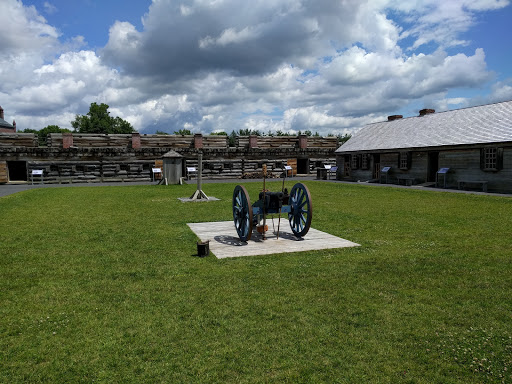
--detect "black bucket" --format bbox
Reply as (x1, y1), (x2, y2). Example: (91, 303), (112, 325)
(197, 240), (210, 257)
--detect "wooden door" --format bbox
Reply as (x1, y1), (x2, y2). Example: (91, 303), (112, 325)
(0, 161), (7, 183)
(372, 154), (381, 180)
(287, 159), (297, 176)
(427, 152), (439, 182)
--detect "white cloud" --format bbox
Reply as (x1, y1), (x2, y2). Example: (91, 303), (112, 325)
(1, 0), (511, 136)
(0, 0), (60, 54)
(390, 0), (510, 49)
(43, 1), (57, 14)
(200, 25), (262, 48)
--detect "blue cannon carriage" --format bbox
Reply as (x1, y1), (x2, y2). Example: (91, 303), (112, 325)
(232, 181), (313, 242)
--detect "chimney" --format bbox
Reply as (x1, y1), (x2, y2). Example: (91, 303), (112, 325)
(419, 108), (435, 116)
(0, 106), (4, 120)
(387, 115), (403, 121)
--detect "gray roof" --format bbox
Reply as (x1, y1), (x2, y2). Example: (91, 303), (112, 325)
(336, 100), (512, 153)
(0, 118), (14, 129)
(163, 149), (182, 158)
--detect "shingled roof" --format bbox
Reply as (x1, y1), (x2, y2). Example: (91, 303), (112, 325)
(336, 100), (512, 153)
(0, 105), (15, 131)
(0, 117), (14, 129)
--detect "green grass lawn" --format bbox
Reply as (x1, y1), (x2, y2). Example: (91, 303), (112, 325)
(1, 181), (511, 383)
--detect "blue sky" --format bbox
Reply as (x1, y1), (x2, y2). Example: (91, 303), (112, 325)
(30, 0), (151, 48)
(1, 0), (512, 135)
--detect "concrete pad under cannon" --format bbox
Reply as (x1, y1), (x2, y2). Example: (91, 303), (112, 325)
(187, 220), (359, 259)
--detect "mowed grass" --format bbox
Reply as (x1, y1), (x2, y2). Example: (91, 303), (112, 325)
(1, 181), (511, 383)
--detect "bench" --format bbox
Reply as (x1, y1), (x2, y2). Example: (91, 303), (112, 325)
(458, 180), (488, 192)
(396, 176), (415, 186)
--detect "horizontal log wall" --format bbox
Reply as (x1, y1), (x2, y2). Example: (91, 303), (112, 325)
(25, 160), (155, 184)
(7, 133), (337, 150)
(235, 136), (250, 148)
(256, 137), (298, 149)
(0, 133), (38, 147)
(202, 135), (228, 148)
(1, 132), (338, 184)
(72, 134), (132, 147)
(184, 158), (292, 179)
(139, 135), (194, 148)
(1, 145), (336, 183)
(235, 136), (338, 149)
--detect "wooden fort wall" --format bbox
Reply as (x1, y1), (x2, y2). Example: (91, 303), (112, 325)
(0, 133), (337, 183)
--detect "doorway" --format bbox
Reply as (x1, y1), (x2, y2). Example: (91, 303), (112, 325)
(343, 155), (351, 177)
(372, 154), (381, 180)
(297, 158), (309, 174)
(7, 161), (28, 181)
(427, 152), (439, 182)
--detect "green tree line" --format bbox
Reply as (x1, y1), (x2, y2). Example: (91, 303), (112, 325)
(21, 102), (351, 147)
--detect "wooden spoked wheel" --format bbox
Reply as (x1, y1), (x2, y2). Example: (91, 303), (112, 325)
(288, 183), (313, 238)
(233, 185), (253, 241)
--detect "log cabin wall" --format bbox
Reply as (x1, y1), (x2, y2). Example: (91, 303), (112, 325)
(0, 133), (38, 147)
(0, 133), (337, 184)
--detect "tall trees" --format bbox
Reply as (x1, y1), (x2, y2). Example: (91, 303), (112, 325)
(71, 103), (134, 134)
(22, 125), (71, 146)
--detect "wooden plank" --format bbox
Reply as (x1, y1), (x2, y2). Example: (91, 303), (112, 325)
(0, 133), (38, 147)
(287, 159), (297, 176)
(0, 161), (8, 183)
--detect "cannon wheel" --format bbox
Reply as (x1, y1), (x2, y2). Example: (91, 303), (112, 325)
(288, 183), (313, 238)
(233, 185), (253, 241)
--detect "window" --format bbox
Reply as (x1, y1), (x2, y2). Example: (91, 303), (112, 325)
(481, 147), (503, 171)
(351, 154), (358, 169)
(361, 154), (369, 170)
(484, 147), (497, 169)
(399, 152), (411, 170)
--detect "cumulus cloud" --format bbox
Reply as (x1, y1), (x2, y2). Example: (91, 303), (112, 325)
(391, 0), (510, 49)
(1, 0), (511, 135)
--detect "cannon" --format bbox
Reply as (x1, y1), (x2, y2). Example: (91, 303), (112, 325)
(232, 168), (312, 241)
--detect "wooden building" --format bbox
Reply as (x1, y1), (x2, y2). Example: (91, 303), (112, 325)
(0, 106), (16, 133)
(335, 100), (512, 194)
(0, 133), (337, 184)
